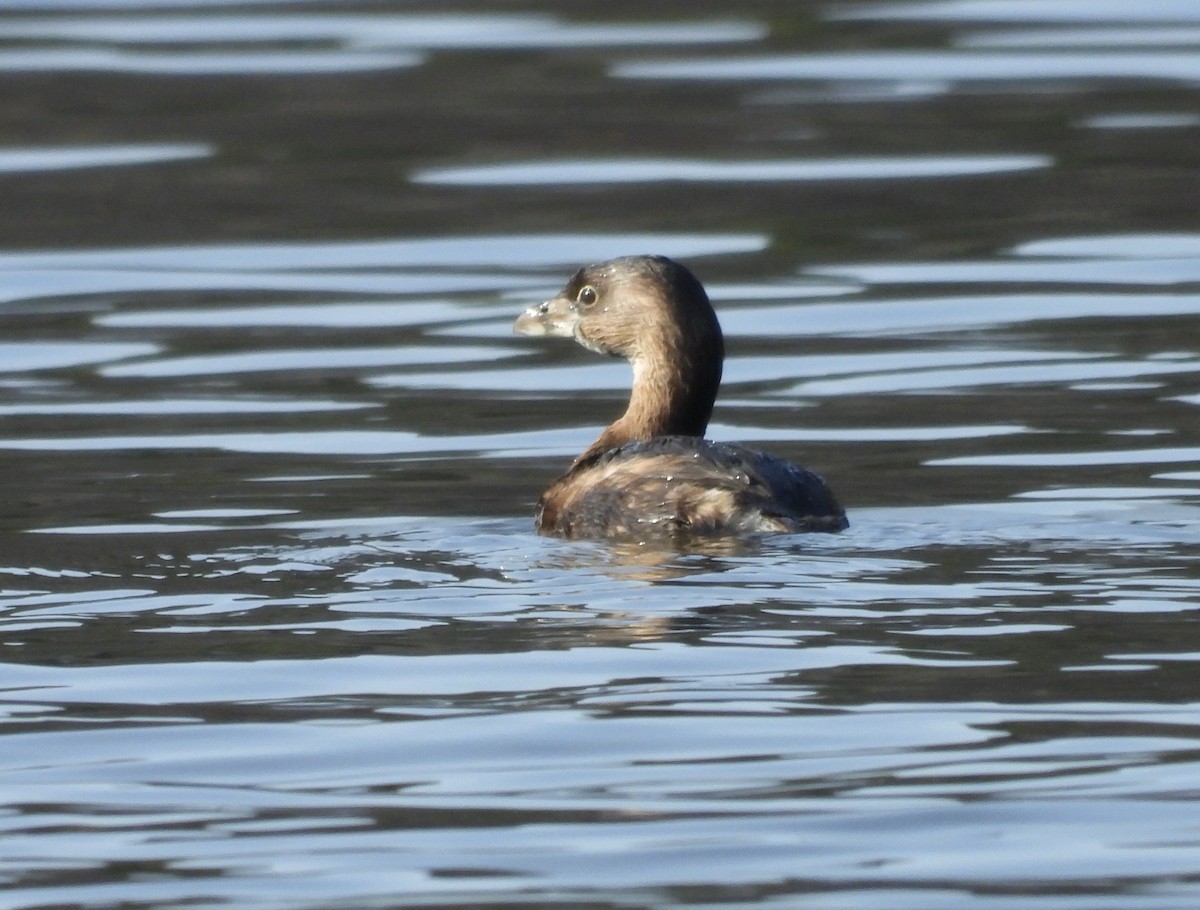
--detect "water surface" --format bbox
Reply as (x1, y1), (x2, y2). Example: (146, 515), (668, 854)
(2, 2), (1200, 909)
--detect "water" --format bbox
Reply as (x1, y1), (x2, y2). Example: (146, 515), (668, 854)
(2, 2), (1200, 908)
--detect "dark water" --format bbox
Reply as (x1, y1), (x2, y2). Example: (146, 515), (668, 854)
(3, 2), (1200, 908)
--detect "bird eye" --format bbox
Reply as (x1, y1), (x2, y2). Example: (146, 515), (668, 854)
(576, 285), (598, 307)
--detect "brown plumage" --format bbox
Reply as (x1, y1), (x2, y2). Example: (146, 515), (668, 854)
(514, 255), (847, 539)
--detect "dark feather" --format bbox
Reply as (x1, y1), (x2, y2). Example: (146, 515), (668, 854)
(538, 436), (847, 539)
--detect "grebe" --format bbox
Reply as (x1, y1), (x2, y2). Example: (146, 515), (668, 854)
(514, 255), (846, 539)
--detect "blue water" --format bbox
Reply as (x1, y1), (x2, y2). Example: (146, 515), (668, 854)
(2, 2), (1200, 908)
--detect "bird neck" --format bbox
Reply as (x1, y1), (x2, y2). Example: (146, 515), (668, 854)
(574, 332), (723, 466)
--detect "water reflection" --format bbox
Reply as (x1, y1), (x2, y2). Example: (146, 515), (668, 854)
(101, 345), (510, 378)
(0, 232), (766, 270)
(616, 49), (1200, 87)
(0, 341), (158, 371)
(789, 355), (1200, 395)
(1081, 112), (1200, 129)
(962, 26), (1200, 48)
(933, 445), (1200, 467)
(414, 154), (1051, 186)
(0, 11), (762, 76)
(4, 0), (1200, 908)
(0, 13), (764, 49)
(1016, 232), (1200, 256)
(0, 46), (422, 76)
(0, 143), (210, 172)
(832, 1), (1200, 24)
(97, 300), (511, 329)
(0, 398), (375, 416)
(729, 293), (1200, 334)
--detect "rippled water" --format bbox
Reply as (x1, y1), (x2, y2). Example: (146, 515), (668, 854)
(3, 2), (1200, 909)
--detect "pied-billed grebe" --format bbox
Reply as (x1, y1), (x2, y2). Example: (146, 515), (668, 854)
(515, 255), (847, 539)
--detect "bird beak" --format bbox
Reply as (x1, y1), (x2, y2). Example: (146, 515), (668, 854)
(513, 294), (578, 338)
